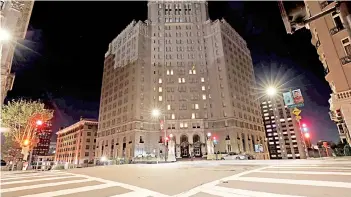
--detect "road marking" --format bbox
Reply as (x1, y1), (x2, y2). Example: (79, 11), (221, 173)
(234, 177), (351, 188)
(18, 183), (117, 197)
(109, 191), (157, 197)
(1, 173), (69, 181)
(257, 170), (351, 176)
(58, 172), (170, 197)
(1, 179), (92, 193)
(203, 186), (306, 197)
(173, 166), (270, 197)
(1, 172), (69, 179)
(268, 166), (351, 170)
(0, 175), (77, 185)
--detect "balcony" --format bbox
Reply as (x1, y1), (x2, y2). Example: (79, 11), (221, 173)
(340, 55), (351, 65)
(330, 25), (345, 35)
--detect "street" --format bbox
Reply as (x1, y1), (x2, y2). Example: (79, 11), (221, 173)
(2, 159), (351, 197)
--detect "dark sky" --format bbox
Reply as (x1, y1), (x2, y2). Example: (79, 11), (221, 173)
(7, 1), (339, 143)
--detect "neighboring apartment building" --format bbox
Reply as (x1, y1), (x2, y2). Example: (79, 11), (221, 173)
(0, 0), (34, 103)
(32, 121), (52, 156)
(305, 1), (351, 144)
(96, 1), (268, 161)
(55, 118), (98, 165)
(48, 141), (56, 155)
(260, 97), (307, 159)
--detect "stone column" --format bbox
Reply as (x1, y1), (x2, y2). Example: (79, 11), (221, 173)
(206, 139), (214, 160)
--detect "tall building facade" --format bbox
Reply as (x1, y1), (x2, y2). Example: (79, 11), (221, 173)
(260, 97), (307, 159)
(305, 1), (351, 144)
(32, 121), (52, 156)
(0, 0), (34, 103)
(96, 1), (268, 161)
(55, 119), (98, 165)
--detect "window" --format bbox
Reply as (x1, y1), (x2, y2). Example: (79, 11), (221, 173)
(202, 94), (206, 100)
(170, 69), (174, 75)
(342, 37), (351, 55)
(191, 113), (195, 119)
(202, 86), (205, 91)
(171, 114), (175, 119)
(182, 78), (185, 83)
(178, 78), (182, 83)
(86, 145), (90, 149)
(195, 104), (199, 109)
(159, 87), (163, 92)
(159, 78), (162, 83)
(201, 77), (205, 82)
(87, 132), (91, 136)
(167, 104), (171, 110)
(332, 12), (343, 29)
(159, 96), (163, 101)
(167, 70), (170, 75)
(85, 152), (89, 156)
(86, 139), (90, 143)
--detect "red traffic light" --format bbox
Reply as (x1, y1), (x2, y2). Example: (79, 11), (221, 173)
(304, 133), (310, 138)
(36, 120), (43, 126)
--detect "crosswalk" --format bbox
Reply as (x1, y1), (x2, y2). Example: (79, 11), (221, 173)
(0, 171), (169, 197)
(175, 163), (351, 197)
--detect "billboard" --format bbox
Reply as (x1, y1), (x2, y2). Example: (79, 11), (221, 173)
(254, 144), (264, 153)
(283, 89), (304, 108)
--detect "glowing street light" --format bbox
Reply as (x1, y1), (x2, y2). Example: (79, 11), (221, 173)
(0, 29), (11, 42)
(304, 133), (310, 138)
(151, 109), (161, 117)
(100, 156), (107, 162)
(266, 86), (277, 97)
(207, 132), (212, 137)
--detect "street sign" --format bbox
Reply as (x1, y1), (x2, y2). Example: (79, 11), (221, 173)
(295, 115), (301, 121)
(292, 107), (301, 116)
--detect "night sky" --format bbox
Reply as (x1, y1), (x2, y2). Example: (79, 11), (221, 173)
(7, 1), (339, 143)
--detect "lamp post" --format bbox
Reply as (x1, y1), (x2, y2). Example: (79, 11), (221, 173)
(152, 109), (167, 162)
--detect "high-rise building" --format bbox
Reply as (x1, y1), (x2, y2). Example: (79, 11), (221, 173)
(305, 1), (351, 144)
(260, 97), (307, 159)
(32, 121), (52, 157)
(0, 0), (34, 103)
(96, 1), (269, 161)
(55, 118), (98, 165)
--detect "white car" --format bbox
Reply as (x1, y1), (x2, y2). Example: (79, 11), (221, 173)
(222, 153), (249, 160)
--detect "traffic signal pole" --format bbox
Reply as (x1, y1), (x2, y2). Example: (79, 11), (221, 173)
(278, 1), (351, 38)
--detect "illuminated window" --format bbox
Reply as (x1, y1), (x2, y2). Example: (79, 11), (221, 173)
(202, 86), (205, 91)
(159, 78), (162, 83)
(195, 104), (199, 109)
(158, 96), (163, 101)
(201, 77), (205, 82)
(178, 78), (181, 83)
(167, 70), (170, 75)
(191, 113), (195, 119)
(170, 69), (174, 75)
(202, 94), (206, 100)
(159, 87), (163, 92)
(182, 78), (185, 83)
(171, 114), (175, 119)
(167, 105), (171, 110)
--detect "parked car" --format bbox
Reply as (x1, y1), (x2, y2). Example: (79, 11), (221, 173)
(1, 159), (6, 166)
(222, 153), (254, 160)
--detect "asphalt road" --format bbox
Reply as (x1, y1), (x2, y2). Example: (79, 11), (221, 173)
(1, 158), (351, 197)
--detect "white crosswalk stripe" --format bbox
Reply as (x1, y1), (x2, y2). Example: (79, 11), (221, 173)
(175, 163), (351, 197)
(1, 171), (169, 197)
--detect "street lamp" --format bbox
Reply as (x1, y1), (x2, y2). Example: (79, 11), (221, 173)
(151, 108), (167, 162)
(0, 29), (11, 42)
(266, 86), (277, 97)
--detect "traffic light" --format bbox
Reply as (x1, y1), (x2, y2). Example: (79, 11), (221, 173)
(23, 139), (30, 146)
(278, 1), (309, 34)
(36, 120), (43, 126)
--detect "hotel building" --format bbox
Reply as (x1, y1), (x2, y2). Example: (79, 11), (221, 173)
(96, 1), (269, 161)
